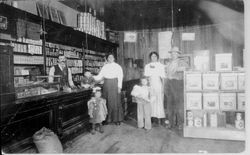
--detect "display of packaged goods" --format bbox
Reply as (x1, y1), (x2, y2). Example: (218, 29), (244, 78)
(238, 73), (245, 90)
(217, 112), (226, 127)
(202, 73), (219, 90)
(187, 119), (194, 127)
(203, 93), (219, 110)
(187, 111), (194, 120)
(235, 113), (244, 129)
(220, 93), (236, 110)
(220, 73), (237, 90)
(186, 73), (202, 90)
(203, 113), (207, 127)
(215, 53), (232, 71)
(237, 93), (245, 110)
(186, 93), (202, 110)
(14, 55), (44, 64)
(209, 113), (218, 127)
(194, 117), (202, 127)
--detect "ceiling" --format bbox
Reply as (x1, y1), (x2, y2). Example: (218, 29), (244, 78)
(60, 0), (244, 31)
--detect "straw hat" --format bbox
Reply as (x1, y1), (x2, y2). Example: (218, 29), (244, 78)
(169, 46), (182, 54)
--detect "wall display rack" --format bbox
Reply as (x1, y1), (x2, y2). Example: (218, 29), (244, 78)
(184, 71), (245, 141)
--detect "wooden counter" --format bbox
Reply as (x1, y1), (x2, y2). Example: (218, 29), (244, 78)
(1, 88), (92, 153)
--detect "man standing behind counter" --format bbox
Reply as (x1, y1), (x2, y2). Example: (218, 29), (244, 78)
(48, 55), (76, 90)
(165, 46), (188, 130)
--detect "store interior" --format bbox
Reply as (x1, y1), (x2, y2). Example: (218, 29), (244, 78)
(0, 0), (249, 153)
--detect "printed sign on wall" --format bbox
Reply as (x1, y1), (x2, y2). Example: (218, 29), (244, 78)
(124, 32), (137, 42)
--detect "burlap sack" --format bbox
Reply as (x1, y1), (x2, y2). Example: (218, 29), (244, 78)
(33, 127), (63, 153)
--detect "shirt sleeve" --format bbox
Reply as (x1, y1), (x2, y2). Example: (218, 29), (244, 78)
(160, 64), (166, 78)
(93, 65), (105, 81)
(48, 66), (55, 83)
(68, 68), (75, 87)
(117, 64), (123, 89)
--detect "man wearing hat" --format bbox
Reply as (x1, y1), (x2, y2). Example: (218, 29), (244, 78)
(164, 46), (188, 130)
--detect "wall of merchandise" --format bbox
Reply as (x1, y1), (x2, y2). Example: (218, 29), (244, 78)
(184, 71), (245, 140)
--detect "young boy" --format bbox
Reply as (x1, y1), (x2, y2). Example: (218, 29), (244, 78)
(131, 77), (152, 131)
(81, 70), (95, 88)
(87, 87), (107, 134)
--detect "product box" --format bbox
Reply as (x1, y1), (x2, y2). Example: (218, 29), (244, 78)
(186, 93), (202, 110)
(203, 73), (219, 90)
(220, 93), (236, 110)
(220, 73), (237, 90)
(237, 93), (245, 111)
(238, 73), (245, 90)
(217, 112), (226, 127)
(209, 113), (218, 127)
(186, 73), (202, 90)
(203, 93), (219, 110)
(215, 53), (232, 71)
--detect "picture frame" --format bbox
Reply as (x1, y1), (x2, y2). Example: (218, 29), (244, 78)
(49, 6), (60, 23)
(203, 73), (219, 90)
(36, 2), (49, 19)
(238, 73), (245, 90)
(219, 93), (236, 110)
(215, 53), (232, 71)
(237, 93), (245, 111)
(220, 73), (237, 90)
(186, 93), (202, 110)
(186, 73), (202, 90)
(203, 93), (219, 110)
(178, 54), (193, 70)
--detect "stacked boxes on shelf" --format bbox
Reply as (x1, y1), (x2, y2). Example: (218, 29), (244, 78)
(76, 8), (106, 40)
(84, 49), (106, 74)
(185, 71), (245, 130)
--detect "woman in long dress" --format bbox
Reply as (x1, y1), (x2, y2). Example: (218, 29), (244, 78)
(93, 53), (124, 125)
(144, 51), (165, 125)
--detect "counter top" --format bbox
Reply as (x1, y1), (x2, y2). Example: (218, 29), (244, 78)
(14, 88), (92, 104)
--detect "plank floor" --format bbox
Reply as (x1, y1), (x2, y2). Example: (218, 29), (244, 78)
(64, 120), (245, 153)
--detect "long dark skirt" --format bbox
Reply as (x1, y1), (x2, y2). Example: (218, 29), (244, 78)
(103, 78), (123, 122)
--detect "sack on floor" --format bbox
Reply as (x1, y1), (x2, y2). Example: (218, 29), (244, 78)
(33, 127), (63, 153)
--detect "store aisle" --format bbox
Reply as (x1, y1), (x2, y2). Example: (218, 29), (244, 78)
(64, 120), (245, 153)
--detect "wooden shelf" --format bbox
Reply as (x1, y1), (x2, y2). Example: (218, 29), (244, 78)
(14, 52), (43, 56)
(184, 126), (245, 141)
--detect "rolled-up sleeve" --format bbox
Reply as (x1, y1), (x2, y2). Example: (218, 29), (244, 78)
(48, 66), (55, 83)
(93, 65), (105, 81)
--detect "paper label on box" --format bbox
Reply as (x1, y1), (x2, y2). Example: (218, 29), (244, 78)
(203, 93), (219, 110)
(237, 93), (245, 110)
(220, 93), (236, 110)
(186, 93), (202, 110)
(203, 73), (219, 90)
(221, 73), (237, 90)
(186, 73), (202, 90)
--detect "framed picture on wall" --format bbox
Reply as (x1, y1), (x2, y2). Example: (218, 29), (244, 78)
(215, 53), (232, 71)
(178, 54), (193, 69)
(49, 7), (60, 23)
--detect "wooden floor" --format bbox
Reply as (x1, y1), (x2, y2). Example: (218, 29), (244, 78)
(64, 120), (245, 153)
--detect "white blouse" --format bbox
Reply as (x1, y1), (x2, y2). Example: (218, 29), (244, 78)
(94, 62), (123, 89)
(144, 62), (165, 78)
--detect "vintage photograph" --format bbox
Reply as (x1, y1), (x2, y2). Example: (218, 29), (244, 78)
(0, 0), (248, 154)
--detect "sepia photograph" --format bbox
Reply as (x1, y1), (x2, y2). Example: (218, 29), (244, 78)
(0, 0), (249, 154)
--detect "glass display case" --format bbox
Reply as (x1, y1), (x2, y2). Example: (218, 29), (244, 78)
(15, 75), (61, 99)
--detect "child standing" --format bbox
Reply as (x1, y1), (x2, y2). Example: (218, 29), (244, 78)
(131, 77), (152, 130)
(87, 87), (107, 134)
